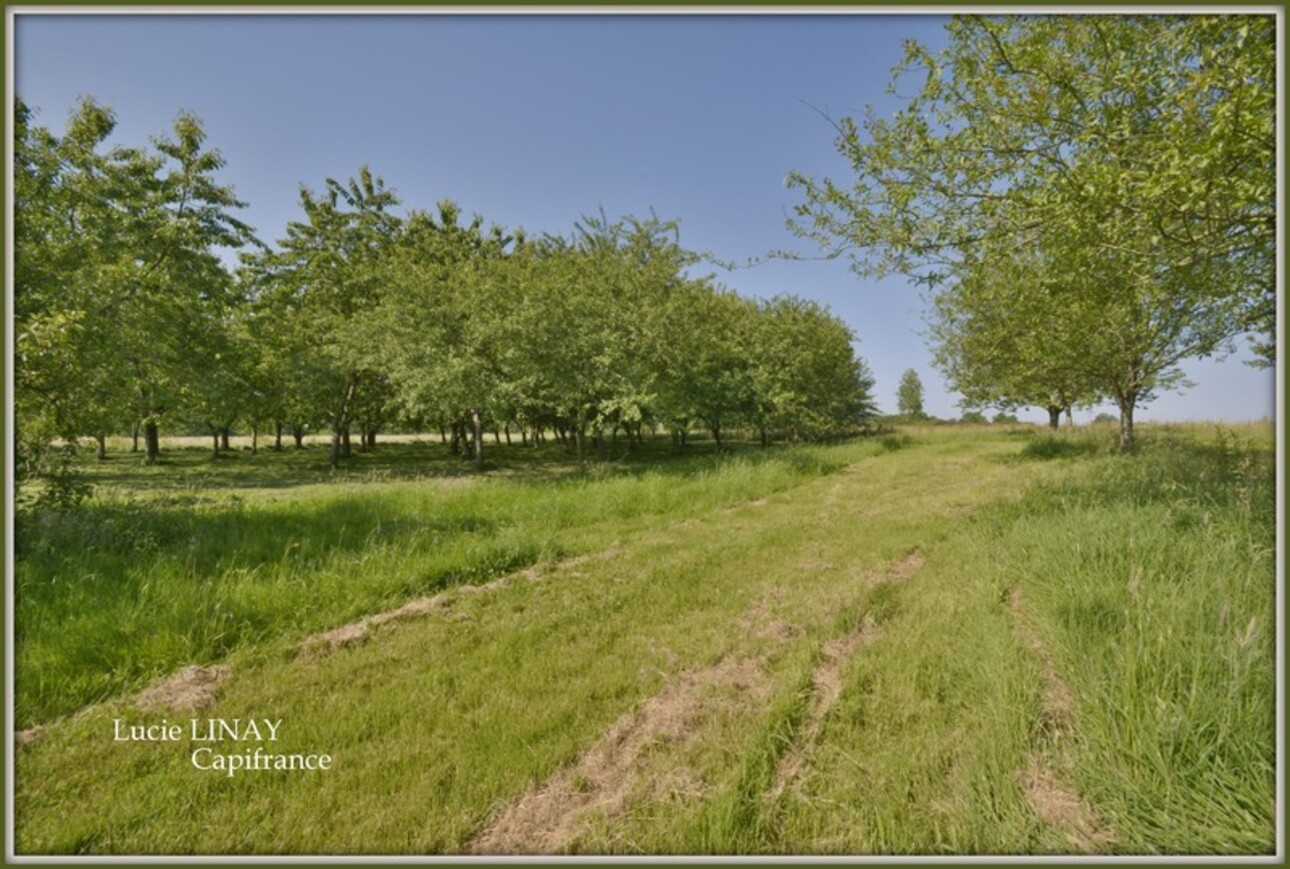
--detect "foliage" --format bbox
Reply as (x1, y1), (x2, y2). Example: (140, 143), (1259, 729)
(14, 97), (258, 482)
(789, 15), (1275, 450)
(243, 166), (402, 467)
(896, 368), (925, 418)
(16, 93), (878, 481)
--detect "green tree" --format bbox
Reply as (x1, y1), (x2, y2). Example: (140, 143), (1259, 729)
(789, 15), (1275, 450)
(248, 167), (400, 468)
(654, 283), (756, 451)
(519, 213), (691, 463)
(748, 295), (877, 443)
(897, 369), (925, 419)
(14, 98), (256, 472)
(929, 243), (1103, 429)
(377, 202), (514, 470)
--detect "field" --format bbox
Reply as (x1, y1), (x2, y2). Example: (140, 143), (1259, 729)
(12, 423), (1278, 855)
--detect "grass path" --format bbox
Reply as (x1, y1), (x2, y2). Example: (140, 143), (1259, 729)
(14, 428), (1274, 855)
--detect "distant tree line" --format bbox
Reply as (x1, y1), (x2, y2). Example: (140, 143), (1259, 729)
(14, 97), (878, 490)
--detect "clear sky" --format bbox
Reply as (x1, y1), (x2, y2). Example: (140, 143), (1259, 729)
(13, 11), (1277, 424)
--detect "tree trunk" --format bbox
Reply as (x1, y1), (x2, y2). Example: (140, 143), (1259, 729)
(211, 428), (220, 457)
(329, 378), (358, 469)
(144, 420), (161, 464)
(504, 424), (512, 446)
(293, 428), (305, 449)
(574, 426), (586, 465)
(251, 424), (259, 454)
(367, 427), (376, 450)
(96, 432), (107, 461)
(131, 420), (140, 453)
(711, 423), (722, 450)
(470, 408), (484, 471)
(760, 426), (768, 448)
(341, 428), (352, 458)
(439, 425), (447, 445)
(274, 422), (283, 451)
(220, 428), (231, 451)
(1116, 396), (1136, 453)
(1046, 405), (1061, 429)
(1064, 405), (1074, 428)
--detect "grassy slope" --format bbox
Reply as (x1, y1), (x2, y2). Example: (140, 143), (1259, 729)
(13, 425), (1277, 855)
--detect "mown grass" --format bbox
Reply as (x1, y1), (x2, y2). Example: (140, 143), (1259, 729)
(16, 435), (855, 728)
(17, 428), (1029, 855)
(13, 423), (1277, 856)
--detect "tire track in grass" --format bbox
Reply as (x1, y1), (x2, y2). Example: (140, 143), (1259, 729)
(1007, 587), (1114, 853)
(294, 547), (622, 656)
(463, 545), (924, 856)
(467, 654), (773, 855)
(764, 551), (925, 804)
(17, 664), (232, 747)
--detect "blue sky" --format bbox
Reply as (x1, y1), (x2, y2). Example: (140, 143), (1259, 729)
(13, 12), (1277, 423)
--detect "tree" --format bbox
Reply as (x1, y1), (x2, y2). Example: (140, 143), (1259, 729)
(897, 369), (925, 419)
(515, 213), (691, 463)
(789, 15), (1275, 450)
(377, 201), (515, 471)
(14, 98), (256, 471)
(929, 243), (1103, 429)
(15, 99), (147, 470)
(746, 295), (877, 443)
(654, 283), (757, 451)
(248, 167), (400, 468)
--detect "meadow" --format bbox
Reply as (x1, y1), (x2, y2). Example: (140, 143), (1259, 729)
(12, 423), (1277, 855)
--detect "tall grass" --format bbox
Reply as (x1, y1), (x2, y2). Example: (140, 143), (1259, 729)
(15, 439), (863, 728)
(989, 424), (1276, 853)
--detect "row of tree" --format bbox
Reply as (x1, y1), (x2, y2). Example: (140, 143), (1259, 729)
(789, 14), (1275, 450)
(15, 98), (878, 483)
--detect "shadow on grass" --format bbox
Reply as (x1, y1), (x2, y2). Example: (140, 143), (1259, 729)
(13, 490), (533, 726)
(1017, 436), (1102, 461)
(1001, 426), (1275, 521)
(69, 435), (854, 497)
(15, 433), (863, 726)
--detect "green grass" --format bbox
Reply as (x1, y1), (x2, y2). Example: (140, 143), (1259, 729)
(16, 436), (855, 727)
(13, 423), (1277, 855)
(986, 424), (1276, 853)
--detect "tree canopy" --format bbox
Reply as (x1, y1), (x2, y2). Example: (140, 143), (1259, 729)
(15, 97), (880, 495)
(788, 14), (1275, 449)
